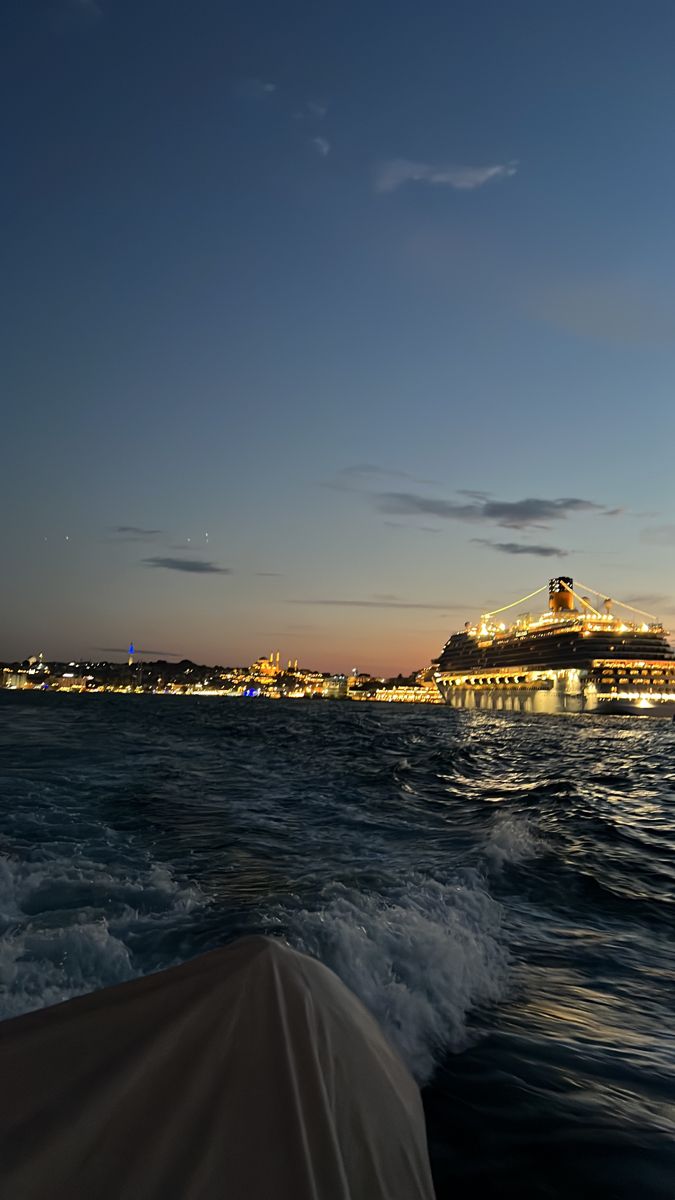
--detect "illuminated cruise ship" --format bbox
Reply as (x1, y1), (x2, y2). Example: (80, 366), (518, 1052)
(434, 577), (675, 715)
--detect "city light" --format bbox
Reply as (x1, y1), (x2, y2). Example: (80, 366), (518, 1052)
(1, 653), (442, 704)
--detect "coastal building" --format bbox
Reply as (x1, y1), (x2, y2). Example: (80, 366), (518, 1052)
(323, 674), (348, 699)
(3, 669), (31, 689)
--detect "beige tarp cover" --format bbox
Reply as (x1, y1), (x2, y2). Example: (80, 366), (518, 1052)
(0, 935), (436, 1199)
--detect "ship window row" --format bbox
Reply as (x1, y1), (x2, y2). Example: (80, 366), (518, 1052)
(600, 668), (672, 675)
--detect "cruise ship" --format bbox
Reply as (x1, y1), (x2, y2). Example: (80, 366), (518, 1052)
(434, 577), (675, 715)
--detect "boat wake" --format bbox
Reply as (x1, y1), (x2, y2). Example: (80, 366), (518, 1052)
(0, 853), (205, 1020)
(483, 813), (540, 873)
(278, 872), (508, 1083)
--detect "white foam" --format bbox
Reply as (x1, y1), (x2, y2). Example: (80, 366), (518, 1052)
(0, 920), (134, 1019)
(0, 853), (205, 1021)
(483, 814), (540, 873)
(282, 873), (508, 1083)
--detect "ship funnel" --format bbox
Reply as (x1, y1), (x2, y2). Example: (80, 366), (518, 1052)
(549, 576), (575, 612)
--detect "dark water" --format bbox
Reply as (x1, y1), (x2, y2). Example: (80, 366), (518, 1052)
(1, 693), (675, 1199)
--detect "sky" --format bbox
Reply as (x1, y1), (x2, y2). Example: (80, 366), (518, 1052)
(2, 0), (675, 674)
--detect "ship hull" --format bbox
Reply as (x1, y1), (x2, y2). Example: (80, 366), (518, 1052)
(435, 674), (675, 717)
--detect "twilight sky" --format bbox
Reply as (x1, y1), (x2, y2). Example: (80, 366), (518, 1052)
(2, 0), (675, 674)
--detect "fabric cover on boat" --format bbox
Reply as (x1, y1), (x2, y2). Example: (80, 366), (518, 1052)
(0, 935), (436, 1199)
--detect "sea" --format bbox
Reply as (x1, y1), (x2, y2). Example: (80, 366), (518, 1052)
(1, 692), (674, 1199)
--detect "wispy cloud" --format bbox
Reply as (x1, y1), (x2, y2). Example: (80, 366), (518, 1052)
(96, 647), (183, 658)
(374, 492), (605, 530)
(234, 78), (277, 100)
(383, 520), (441, 534)
(472, 539), (568, 558)
(142, 557), (231, 575)
(109, 525), (161, 542)
(530, 278), (675, 345)
(290, 598), (456, 610)
(375, 159), (517, 194)
(341, 463), (436, 484)
(623, 593), (672, 613)
(641, 525), (675, 546)
(311, 136), (330, 157)
(324, 464), (438, 494)
(295, 100), (327, 120)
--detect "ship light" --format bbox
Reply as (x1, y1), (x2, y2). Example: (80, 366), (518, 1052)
(638, 697), (653, 709)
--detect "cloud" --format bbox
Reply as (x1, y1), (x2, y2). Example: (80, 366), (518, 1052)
(530, 278), (675, 345)
(624, 594), (670, 607)
(289, 598), (457, 610)
(641, 525), (675, 546)
(375, 159), (517, 194)
(472, 539), (568, 558)
(621, 594), (675, 617)
(341, 464), (435, 483)
(142, 557), (231, 574)
(96, 647), (183, 658)
(325, 464), (438, 493)
(295, 100), (327, 120)
(110, 525), (161, 541)
(383, 520), (440, 534)
(234, 78), (277, 100)
(374, 492), (605, 529)
(311, 136), (330, 157)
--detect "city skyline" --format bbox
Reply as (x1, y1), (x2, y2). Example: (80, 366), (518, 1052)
(3, 1), (675, 673)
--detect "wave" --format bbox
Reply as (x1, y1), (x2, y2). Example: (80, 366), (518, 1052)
(482, 814), (540, 873)
(276, 872), (508, 1083)
(0, 853), (205, 1021)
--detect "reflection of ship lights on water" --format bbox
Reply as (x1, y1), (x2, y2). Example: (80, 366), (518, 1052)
(434, 577), (675, 717)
